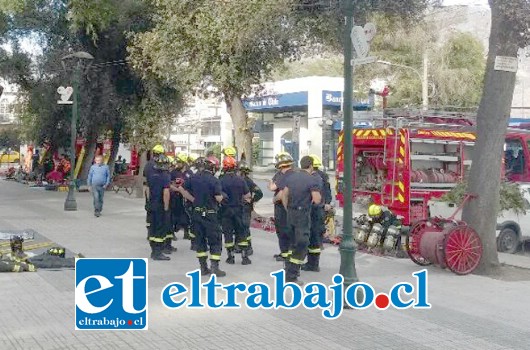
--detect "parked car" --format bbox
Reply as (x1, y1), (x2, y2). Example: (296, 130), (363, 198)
(428, 184), (530, 254)
(0, 150), (20, 164)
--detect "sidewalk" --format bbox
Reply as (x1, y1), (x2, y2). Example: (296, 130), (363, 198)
(1, 179), (530, 349)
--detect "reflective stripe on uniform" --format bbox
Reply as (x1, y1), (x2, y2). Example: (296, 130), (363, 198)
(189, 231), (196, 238)
(237, 241), (249, 247)
(165, 233), (174, 240)
(289, 257), (305, 265)
(308, 248), (321, 254)
(149, 237), (165, 243)
(225, 242), (235, 248)
(210, 254), (221, 261)
(196, 252), (208, 258)
(281, 252), (290, 258)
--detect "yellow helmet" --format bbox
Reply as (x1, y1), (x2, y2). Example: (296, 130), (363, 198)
(368, 204), (382, 218)
(152, 144), (164, 154)
(167, 155), (175, 164)
(176, 152), (188, 163)
(223, 147), (236, 157)
(309, 154), (322, 168)
(187, 154), (197, 163)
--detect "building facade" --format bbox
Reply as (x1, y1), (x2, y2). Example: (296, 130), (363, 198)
(245, 76), (372, 169)
(0, 80), (20, 126)
(169, 96), (233, 156)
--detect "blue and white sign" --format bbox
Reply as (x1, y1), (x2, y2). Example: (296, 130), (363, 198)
(322, 91), (372, 110)
(75, 259), (148, 330)
(244, 91), (308, 111)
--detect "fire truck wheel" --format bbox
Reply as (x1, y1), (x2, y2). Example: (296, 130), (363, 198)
(497, 228), (519, 254)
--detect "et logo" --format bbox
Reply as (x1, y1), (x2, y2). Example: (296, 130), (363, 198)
(75, 259), (148, 330)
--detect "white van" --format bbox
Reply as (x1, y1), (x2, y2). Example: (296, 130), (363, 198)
(428, 184), (530, 254)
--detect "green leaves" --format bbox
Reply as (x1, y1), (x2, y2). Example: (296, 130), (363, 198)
(441, 181), (527, 217)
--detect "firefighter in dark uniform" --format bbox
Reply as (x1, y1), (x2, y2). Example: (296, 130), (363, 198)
(220, 157), (252, 265)
(146, 153), (172, 261)
(280, 156), (322, 284)
(268, 152), (295, 262)
(368, 204), (403, 247)
(237, 161), (263, 256)
(175, 156), (226, 276)
(303, 154), (332, 272)
(170, 153), (193, 240)
(143, 145), (165, 240)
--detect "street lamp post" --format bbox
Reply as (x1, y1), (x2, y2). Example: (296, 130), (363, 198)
(377, 57), (429, 110)
(339, 0), (360, 300)
(61, 52), (94, 211)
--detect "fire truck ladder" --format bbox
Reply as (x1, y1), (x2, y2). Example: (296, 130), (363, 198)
(381, 117), (405, 206)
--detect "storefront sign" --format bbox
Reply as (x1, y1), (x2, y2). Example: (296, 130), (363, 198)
(244, 91), (308, 111)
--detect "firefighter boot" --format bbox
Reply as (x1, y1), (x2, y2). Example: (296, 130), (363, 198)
(285, 261), (303, 286)
(210, 260), (226, 277)
(151, 242), (170, 261)
(199, 257), (211, 275)
(241, 248), (252, 265)
(163, 239), (177, 254)
(247, 241), (254, 256)
(183, 228), (191, 240)
(301, 253), (320, 272)
(226, 248), (235, 264)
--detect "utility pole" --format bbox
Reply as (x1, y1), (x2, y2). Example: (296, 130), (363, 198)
(339, 0), (360, 298)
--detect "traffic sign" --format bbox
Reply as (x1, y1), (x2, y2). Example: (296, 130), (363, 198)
(351, 26), (370, 58)
(352, 56), (377, 66)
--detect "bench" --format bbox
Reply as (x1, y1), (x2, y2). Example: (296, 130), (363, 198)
(111, 175), (137, 195)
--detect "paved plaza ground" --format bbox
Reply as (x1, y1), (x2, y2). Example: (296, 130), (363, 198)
(1, 178), (530, 349)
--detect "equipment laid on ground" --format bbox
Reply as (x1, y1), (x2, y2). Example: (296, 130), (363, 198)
(406, 194), (482, 275)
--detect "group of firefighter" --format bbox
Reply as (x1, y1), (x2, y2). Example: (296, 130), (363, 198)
(143, 144), (400, 284)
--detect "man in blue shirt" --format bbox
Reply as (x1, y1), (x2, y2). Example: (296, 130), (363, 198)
(87, 155), (111, 217)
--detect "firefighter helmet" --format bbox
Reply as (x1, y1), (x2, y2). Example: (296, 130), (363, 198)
(275, 152), (294, 169)
(153, 153), (170, 171)
(176, 152), (188, 164)
(368, 204), (382, 218)
(188, 154), (197, 164)
(47, 247), (66, 258)
(167, 155), (175, 165)
(205, 156), (220, 173)
(223, 147), (236, 157)
(309, 154), (322, 168)
(222, 156), (237, 171)
(152, 144), (164, 154)
(238, 161), (251, 174)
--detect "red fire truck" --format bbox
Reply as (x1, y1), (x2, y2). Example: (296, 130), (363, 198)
(335, 111), (530, 226)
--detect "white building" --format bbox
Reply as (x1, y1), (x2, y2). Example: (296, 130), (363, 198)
(169, 96), (233, 156)
(0, 79), (20, 125)
(245, 76), (373, 169)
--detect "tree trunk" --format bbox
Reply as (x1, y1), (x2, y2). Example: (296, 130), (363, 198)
(78, 130), (98, 182)
(225, 93), (253, 166)
(135, 150), (147, 199)
(461, 0), (519, 275)
(107, 124), (122, 179)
